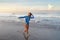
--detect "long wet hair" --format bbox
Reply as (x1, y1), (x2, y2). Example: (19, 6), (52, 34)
(28, 12), (32, 16)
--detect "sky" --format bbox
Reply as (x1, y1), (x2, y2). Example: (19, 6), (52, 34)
(0, 0), (60, 13)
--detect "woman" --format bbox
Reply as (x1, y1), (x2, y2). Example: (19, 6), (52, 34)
(19, 12), (34, 34)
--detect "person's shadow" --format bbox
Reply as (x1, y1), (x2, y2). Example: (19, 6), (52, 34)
(23, 33), (30, 40)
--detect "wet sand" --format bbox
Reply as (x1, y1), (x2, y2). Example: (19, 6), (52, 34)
(0, 21), (60, 40)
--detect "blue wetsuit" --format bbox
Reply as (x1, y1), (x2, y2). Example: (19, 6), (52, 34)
(19, 15), (34, 25)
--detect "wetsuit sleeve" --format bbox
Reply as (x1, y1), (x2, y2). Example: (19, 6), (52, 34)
(30, 15), (34, 19)
(18, 16), (25, 19)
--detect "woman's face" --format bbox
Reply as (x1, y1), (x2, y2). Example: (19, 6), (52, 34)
(28, 13), (32, 16)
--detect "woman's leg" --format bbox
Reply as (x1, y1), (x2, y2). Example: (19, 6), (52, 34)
(24, 24), (29, 34)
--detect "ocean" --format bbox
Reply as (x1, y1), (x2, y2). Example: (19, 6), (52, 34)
(0, 10), (60, 40)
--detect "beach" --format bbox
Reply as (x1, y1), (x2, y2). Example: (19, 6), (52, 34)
(0, 20), (60, 40)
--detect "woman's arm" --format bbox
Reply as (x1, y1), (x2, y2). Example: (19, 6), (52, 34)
(30, 15), (34, 19)
(18, 16), (25, 19)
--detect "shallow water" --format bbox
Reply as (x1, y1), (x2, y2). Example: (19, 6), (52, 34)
(0, 21), (60, 40)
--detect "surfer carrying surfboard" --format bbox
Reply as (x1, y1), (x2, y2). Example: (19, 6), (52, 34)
(18, 12), (34, 34)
